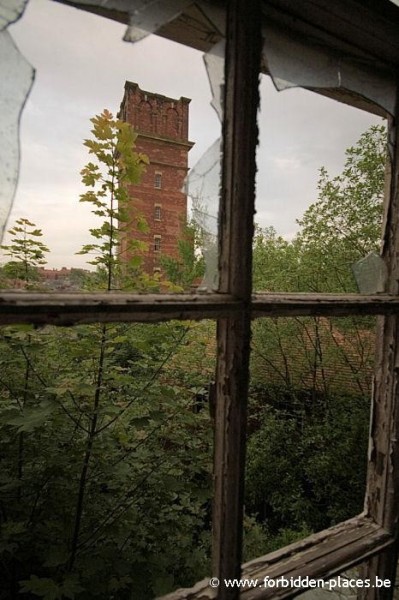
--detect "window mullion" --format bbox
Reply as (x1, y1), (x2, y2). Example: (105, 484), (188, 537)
(212, 0), (261, 597)
(363, 94), (399, 597)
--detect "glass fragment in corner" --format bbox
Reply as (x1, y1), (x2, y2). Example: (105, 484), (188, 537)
(352, 252), (387, 294)
(1, 0), (223, 295)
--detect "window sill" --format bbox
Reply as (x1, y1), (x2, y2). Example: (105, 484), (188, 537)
(159, 515), (392, 599)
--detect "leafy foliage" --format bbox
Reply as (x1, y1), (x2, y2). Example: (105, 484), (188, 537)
(253, 226), (300, 292)
(1, 218), (49, 283)
(0, 112), (214, 599)
(248, 125), (386, 538)
(246, 390), (369, 534)
(0, 322), (213, 599)
(296, 125), (386, 293)
(76, 109), (150, 290)
(0, 121), (388, 598)
(253, 126), (386, 295)
(161, 220), (205, 290)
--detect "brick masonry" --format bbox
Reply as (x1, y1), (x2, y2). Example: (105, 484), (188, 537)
(118, 81), (194, 274)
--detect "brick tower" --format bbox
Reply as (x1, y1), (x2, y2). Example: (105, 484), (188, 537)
(118, 81), (194, 275)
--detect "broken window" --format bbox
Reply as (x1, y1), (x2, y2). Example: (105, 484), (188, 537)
(2, 1), (399, 599)
(255, 77), (385, 296)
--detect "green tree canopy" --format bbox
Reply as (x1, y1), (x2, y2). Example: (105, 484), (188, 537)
(296, 124), (386, 292)
(248, 125), (386, 539)
(1, 217), (49, 282)
(77, 109), (150, 290)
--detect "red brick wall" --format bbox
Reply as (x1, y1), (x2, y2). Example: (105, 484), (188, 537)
(118, 82), (193, 274)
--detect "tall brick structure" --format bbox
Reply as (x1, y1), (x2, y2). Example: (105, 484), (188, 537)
(118, 81), (194, 274)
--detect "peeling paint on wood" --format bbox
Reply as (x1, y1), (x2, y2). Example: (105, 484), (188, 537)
(362, 103), (399, 597)
(1, 293), (399, 326)
(211, 0), (261, 598)
(158, 517), (392, 600)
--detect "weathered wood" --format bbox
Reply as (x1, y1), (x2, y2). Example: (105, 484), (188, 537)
(362, 101), (399, 596)
(57, 1), (399, 76)
(252, 294), (399, 318)
(55, 1), (399, 124)
(1, 292), (399, 326)
(212, 0), (261, 598)
(262, 0), (399, 69)
(7, 3), (399, 600)
(158, 516), (393, 600)
(0, 292), (241, 325)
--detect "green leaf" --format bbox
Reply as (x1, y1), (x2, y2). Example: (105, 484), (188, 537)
(19, 575), (61, 600)
(7, 402), (55, 433)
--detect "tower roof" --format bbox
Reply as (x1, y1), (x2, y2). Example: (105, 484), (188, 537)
(119, 81), (193, 144)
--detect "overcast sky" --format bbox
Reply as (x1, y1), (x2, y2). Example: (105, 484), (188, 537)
(3, 0), (383, 269)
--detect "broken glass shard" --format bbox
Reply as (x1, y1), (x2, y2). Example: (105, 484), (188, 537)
(204, 39), (225, 123)
(125, 0), (190, 43)
(352, 252), (387, 294)
(0, 0), (27, 31)
(262, 23), (395, 116)
(0, 28), (34, 241)
(187, 139), (221, 291)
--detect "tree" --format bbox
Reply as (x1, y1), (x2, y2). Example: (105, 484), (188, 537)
(252, 225), (300, 292)
(0, 120), (387, 598)
(0, 320), (213, 599)
(248, 125), (386, 539)
(76, 109), (149, 291)
(245, 393), (369, 534)
(0, 112), (214, 600)
(1, 217), (49, 283)
(252, 126), (386, 296)
(251, 125), (385, 393)
(296, 124), (386, 293)
(161, 220), (205, 290)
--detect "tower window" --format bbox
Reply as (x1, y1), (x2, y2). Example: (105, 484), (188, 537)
(154, 236), (161, 252)
(154, 204), (161, 220)
(154, 172), (162, 189)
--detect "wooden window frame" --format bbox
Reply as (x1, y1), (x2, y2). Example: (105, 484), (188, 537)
(3, 1), (399, 598)
(154, 234), (161, 252)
